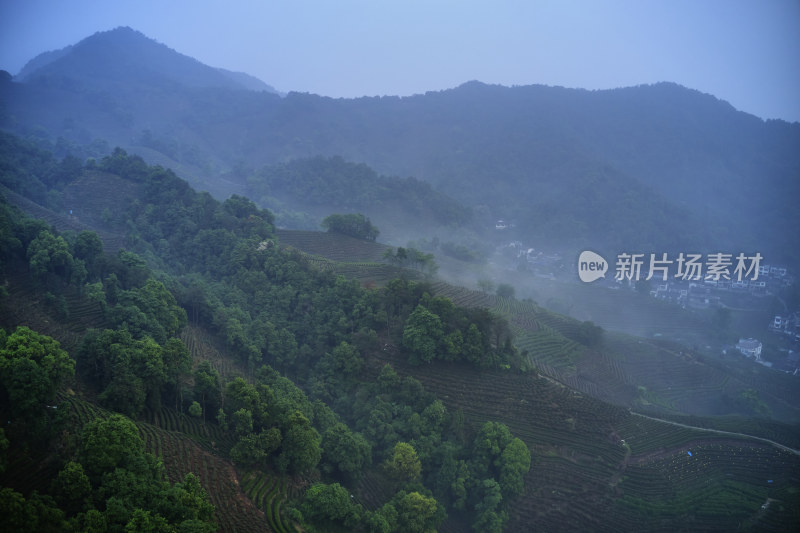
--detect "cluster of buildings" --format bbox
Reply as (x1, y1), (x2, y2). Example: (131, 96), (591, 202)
(651, 264), (800, 375)
(648, 263), (792, 309)
(702, 263), (790, 291)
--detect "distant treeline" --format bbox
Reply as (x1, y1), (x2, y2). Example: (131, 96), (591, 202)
(247, 155), (473, 227)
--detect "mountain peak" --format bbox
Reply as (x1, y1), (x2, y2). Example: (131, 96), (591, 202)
(16, 26), (280, 94)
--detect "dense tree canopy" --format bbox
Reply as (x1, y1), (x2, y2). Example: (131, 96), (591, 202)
(321, 422), (372, 482)
(0, 143), (535, 533)
(403, 305), (444, 364)
(248, 155), (473, 228)
(321, 212), (380, 241)
(277, 410), (321, 474)
(0, 326), (74, 442)
(300, 482), (362, 529)
(77, 414), (217, 531)
(78, 329), (168, 417)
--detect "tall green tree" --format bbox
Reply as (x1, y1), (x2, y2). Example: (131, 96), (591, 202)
(402, 305), (444, 364)
(78, 414), (216, 531)
(392, 490), (444, 533)
(26, 230), (73, 285)
(471, 421), (513, 478)
(321, 422), (372, 482)
(161, 338), (191, 411)
(472, 478), (508, 533)
(111, 278), (187, 344)
(193, 361), (220, 421)
(52, 461), (92, 516)
(495, 283), (515, 299)
(72, 230), (104, 278)
(301, 482), (362, 529)
(321, 213), (379, 241)
(0, 487), (66, 532)
(230, 428), (281, 467)
(225, 377), (271, 428)
(498, 437), (531, 499)
(277, 410), (321, 474)
(0, 326), (74, 441)
(80, 414), (148, 479)
(386, 441), (422, 484)
(78, 329), (167, 417)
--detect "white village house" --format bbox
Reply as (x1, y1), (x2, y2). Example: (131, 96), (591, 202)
(736, 337), (763, 359)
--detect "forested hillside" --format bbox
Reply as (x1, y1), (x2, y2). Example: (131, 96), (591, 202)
(0, 136), (534, 532)
(2, 26), (800, 532)
(1, 132), (799, 532)
(247, 155), (473, 234)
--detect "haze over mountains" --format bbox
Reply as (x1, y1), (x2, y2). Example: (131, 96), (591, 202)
(2, 26), (798, 264)
(3, 26), (800, 533)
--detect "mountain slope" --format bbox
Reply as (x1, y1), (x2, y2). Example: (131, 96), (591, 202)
(2, 135), (799, 532)
(236, 81), (799, 255)
(1, 28), (798, 263)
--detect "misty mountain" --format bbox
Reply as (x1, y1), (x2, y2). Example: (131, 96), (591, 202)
(14, 26), (281, 95)
(2, 29), (800, 531)
(1, 27), (798, 263)
(214, 67), (283, 94)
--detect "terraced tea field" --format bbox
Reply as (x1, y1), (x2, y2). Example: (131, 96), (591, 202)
(0, 271), (110, 350)
(182, 324), (253, 381)
(1, 322), (295, 533)
(276, 229), (389, 262)
(60, 171), (141, 250)
(274, 229), (800, 425)
(304, 256), (421, 287)
(239, 470), (300, 533)
(276, 229), (428, 287)
(31, 395), (269, 533)
(603, 332), (800, 421)
(179, 324), (310, 531)
(3, 181), (128, 252)
(363, 347), (800, 531)
(136, 420), (268, 532)
(428, 286), (800, 424)
(426, 280), (493, 308)
(191, 229), (800, 530)
(145, 405), (236, 456)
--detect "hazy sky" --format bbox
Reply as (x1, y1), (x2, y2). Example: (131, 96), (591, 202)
(1, 0), (798, 122)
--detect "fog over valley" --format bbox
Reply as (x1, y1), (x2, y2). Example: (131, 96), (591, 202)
(1, 17), (799, 533)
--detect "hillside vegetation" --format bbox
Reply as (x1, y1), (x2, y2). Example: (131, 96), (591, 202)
(1, 133), (799, 532)
(2, 26), (799, 531)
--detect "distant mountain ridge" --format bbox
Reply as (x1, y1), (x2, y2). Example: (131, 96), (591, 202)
(214, 67), (283, 94)
(1, 27), (798, 264)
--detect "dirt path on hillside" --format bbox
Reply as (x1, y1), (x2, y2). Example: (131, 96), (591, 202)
(629, 411), (800, 455)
